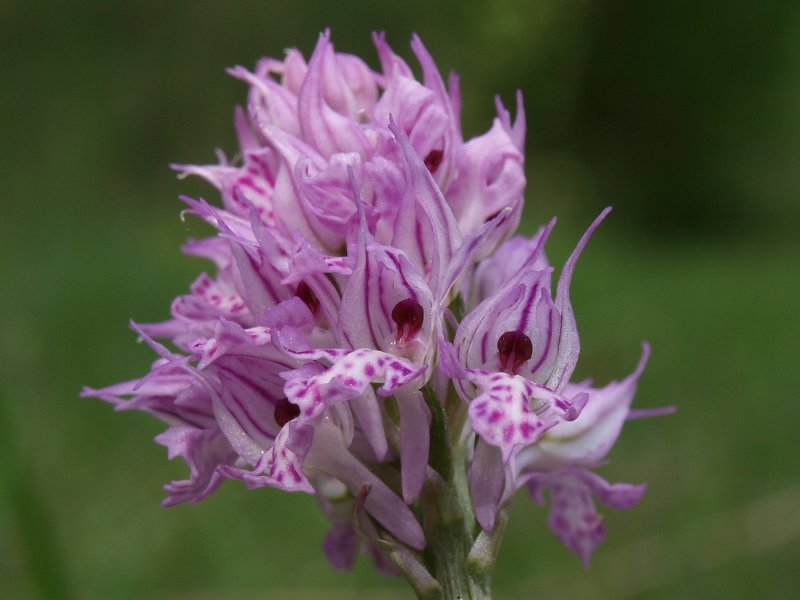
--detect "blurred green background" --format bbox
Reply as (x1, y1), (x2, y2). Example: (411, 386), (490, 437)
(2, 1), (799, 598)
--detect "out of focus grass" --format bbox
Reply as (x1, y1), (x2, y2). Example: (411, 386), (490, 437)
(2, 1), (799, 598)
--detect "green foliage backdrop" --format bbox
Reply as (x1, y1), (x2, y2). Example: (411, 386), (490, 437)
(2, 1), (799, 597)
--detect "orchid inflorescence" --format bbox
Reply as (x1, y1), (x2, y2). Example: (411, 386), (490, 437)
(84, 30), (668, 599)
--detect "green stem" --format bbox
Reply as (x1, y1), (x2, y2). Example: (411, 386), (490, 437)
(466, 507), (510, 597)
(407, 384), (495, 600)
(420, 473), (490, 600)
(422, 384), (453, 482)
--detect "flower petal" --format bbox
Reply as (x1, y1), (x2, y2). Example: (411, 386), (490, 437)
(155, 426), (235, 506)
(396, 389), (431, 504)
(546, 207), (612, 391)
(389, 120), (462, 296)
(283, 347), (425, 420)
(298, 31), (371, 158)
(526, 469), (645, 566)
(446, 118), (525, 239)
(338, 198), (435, 363)
(465, 370), (584, 462)
(469, 438), (506, 532)
(520, 344), (651, 469)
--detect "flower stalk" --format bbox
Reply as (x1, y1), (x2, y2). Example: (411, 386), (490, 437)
(420, 384), (481, 599)
(399, 386), (509, 599)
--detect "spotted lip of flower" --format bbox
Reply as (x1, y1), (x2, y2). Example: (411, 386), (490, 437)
(514, 344), (661, 566)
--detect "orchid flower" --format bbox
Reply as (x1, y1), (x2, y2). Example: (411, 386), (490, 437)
(84, 30), (670, 599)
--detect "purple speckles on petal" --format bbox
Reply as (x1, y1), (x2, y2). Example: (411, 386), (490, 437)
(466, 370), (554, 461)
(462, 368), (590, 463)
(523, 469), (645, 566)
(283, 348), (423, 419)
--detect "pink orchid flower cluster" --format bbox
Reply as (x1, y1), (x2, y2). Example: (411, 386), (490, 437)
(85, 31), (666, 597)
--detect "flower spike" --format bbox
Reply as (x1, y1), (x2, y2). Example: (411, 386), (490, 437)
(85, 31), (667, 589)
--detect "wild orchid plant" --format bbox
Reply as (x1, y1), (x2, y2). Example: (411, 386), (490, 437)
(84, 30), (668, 599)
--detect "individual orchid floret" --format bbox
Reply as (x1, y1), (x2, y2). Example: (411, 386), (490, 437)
(453, 209), (611, 394)
(337, 170), (438, 365)
(81, 333), (239, 507)
(446, 108), (526, 244)
(371, 33), (461, 192)
(265, 306), (427, 493)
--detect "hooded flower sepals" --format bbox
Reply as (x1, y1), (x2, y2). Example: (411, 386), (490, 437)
(454, 209), (612, 395)
(336, 184), (437, 366)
